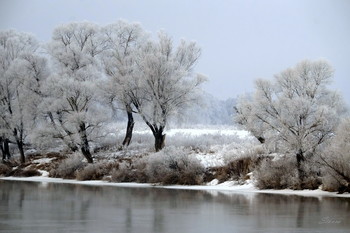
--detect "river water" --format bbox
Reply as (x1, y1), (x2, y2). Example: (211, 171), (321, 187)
(0, 180), (349, 233)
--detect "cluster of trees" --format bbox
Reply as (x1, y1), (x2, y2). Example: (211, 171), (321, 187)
(0, 21), (205, 163)
(235, 60), (349, 190)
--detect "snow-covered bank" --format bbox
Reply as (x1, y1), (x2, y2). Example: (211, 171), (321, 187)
(2, 176), (350, 198)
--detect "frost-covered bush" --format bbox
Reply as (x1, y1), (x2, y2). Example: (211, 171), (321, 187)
(254, 156), (321, 190)
(146, 147), (204, 185)
(111, 160), (147, 183)
(76, 161), (116, 181)
(254, 157), (299, 189)
(50, 153), (84, 179)
(0, 163), (11, 176)
(320, 118), (350, 193)
(205, 144), (265, 184)
(12, 168), (41, 177)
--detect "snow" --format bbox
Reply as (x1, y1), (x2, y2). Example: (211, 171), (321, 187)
(32, 158), (54, 164)
(166, 128), (250, 138)
(1, 176), (350, 198)
(38, 170), (49, 177)
(130, 127), (251, 138)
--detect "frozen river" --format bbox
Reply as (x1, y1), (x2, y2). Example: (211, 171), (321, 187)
(0, 180), (349, 233)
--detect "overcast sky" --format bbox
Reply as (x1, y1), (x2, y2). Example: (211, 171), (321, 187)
(1, 0), (350, 104)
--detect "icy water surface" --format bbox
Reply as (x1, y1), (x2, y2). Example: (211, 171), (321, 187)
(0, 180), (349, 233)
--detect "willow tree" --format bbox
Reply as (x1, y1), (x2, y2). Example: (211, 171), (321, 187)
(101, 20), (147, 147)
(235, 59), (344, 182)
(133, 32), (205, 151)
(0, 30), (43, 163)
(44, 22), (107, 163)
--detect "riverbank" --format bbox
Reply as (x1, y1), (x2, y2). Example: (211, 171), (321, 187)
(2, 176), (350, 198)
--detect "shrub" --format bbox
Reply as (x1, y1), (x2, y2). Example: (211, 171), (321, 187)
(146, 147), (205, 185)
(254, 156), (321, 190)
(111, 160), (147, 183)
(209, 156), (256, 183)
(319, 118), (350, 193)
(320, 156), (350, 193)
(0, 163), (11, 176)
(205, 145), (265, 183)
(12, 168), (41, 177)
(254, 157), (298, 189)
(49, 153), (84, 179)
(76, 161), (118, 181)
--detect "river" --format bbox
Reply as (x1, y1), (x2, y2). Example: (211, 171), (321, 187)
(0, 180), (349, 233)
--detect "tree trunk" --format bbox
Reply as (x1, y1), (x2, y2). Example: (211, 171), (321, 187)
(257, 136), (265, 144)
(81, 146), (93, 163)
(154, 131), (166, 152)
(0, 137), (4, 161)
(296, 149), (305, 187)
(13, 129), (25, 164)
(3, 138), (11, 159)
(122, 106), (135, 147)
(79, 122), (93, 163)
(17, 140), (25, 164)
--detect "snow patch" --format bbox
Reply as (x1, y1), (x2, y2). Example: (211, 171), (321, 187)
(32, 158), (54, 164)
(38, 170), (49, 177)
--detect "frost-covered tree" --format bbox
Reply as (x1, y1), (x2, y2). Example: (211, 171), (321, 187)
(43, 22), (107, 163)
(235, 60), (344, 181)
(133, 32), (205, 151)
(0, 30), (43, 163)
(101, 20), (147, 147)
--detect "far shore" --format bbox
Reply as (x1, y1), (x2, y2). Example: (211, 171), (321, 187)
(2, 176), (350, 198)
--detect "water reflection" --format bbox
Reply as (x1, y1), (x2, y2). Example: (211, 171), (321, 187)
(0, 180), (349, 233)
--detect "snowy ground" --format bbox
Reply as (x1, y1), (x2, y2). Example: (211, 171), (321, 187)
(2, 176), (350, 198)
(105, 124), (257, 167)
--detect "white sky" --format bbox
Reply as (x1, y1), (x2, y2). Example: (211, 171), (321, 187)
(1, 0), (350, 104)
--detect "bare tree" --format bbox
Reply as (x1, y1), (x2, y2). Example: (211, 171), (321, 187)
(235, 59), (344, 183)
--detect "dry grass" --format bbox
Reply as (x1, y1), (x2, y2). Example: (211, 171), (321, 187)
(207, 155), (263, 183)
(0, 163), (11, 176)
(11, 168), (41, 177)
(76, 161), (119, 181)
(145, 148), (205, 185)
(254, 156), (321, 190)
(111, 160), (147, 183)
(49, 153), (85, 179)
